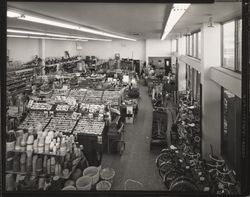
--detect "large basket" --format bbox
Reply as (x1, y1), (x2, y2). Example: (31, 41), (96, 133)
(76, 176), (92, 190)
(83, 166), (101, 186)
(96, 180), (111, 191)
(100, 168), (115, 184)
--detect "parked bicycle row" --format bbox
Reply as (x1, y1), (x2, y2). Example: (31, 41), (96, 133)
(156, 145), (241, 194)
(171, 91), (201, 154)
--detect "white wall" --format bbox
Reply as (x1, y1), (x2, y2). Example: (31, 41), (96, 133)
(45, 40), (80, 58)
(145, 39), (171, 64)
(7, 38), (40, 63)
(79, 40), (146, 61)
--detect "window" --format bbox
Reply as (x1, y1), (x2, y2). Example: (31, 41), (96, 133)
(222, 21), (235, 70)
(193, 33), (197, 58)
(187, 35), (190, 55)
(171, 39), (177, 52)
(222, 88), (241, 177)
(186, 31), (201, 59)
(222, 18), (242, 72)
(190, 35), (193, 56)
(198, 32), (201, 59)
(237, 19), (242, 71)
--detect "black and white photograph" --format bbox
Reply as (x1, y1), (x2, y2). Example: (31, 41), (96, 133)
(1, 0), (250, 195)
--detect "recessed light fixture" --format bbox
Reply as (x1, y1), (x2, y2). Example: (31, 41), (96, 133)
(7, 9), (136, 41)
(7, 29), (112, 41)
(7, 34), (88, 42)
(161, 3), (190, 40)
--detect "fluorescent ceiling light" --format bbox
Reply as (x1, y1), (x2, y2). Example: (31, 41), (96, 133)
(7, 29), (45, 35)
(7, 9), (136, 41)
(161, 4), (190, 40)
(7, 10), (21, 18)
(7, 28), (112, 41)
(7, 34), (88, 42)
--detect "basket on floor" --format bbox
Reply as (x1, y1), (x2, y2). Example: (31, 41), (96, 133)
(124, 179), (144, 190)
(100, 168), (115, 184)
(76, 176), (92, 190)
(83, 166), (101, 186)
(96, 180), (111, 191)
(62, 185), (76, 190)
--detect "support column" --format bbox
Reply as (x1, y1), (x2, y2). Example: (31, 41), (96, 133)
(201, 23), (222, 158)
(39, 39), (46, 75)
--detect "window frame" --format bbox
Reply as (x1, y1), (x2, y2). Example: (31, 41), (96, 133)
(221, 17), (242, 73)
(186, 30), (201, 60)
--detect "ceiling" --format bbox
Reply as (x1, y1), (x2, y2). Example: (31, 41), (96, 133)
(7, 2), (172, 40)
(168, 2), (242, 39)
(7, 2), (242, 41)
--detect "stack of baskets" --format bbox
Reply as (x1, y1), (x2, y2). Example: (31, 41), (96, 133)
(62, 166), (115, 191)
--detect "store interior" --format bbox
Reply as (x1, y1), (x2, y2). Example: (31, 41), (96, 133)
(5, 1), (244, 194)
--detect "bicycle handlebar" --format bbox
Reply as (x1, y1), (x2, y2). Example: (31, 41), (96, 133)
(209, 154), (225, 164)
(206, 162), (225, 169)
(216, 177), (236, 187)
(208, 168), (232, 176)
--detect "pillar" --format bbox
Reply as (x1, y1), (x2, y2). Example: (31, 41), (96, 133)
(201, 23), (222, 158)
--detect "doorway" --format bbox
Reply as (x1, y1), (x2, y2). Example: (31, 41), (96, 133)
(164, 58), (171, 75)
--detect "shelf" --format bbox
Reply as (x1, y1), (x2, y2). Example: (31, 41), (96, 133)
(7, 66), (42, 74)
(45, 59), (81, 67)
(7, 150), (66, 157)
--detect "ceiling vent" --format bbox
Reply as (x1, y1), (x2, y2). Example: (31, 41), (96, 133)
(131, 33), (142, 36)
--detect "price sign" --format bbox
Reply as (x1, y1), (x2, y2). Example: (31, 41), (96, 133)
(8, 106), (19, 116)
(97, 136), (102, 144)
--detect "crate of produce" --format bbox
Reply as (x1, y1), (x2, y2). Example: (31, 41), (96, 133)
(44, 113), (77, 134)
(73, 119), (105, 136)
(18, 111), (51, 130)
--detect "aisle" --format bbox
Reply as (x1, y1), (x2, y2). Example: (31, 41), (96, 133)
(101, 85), (167, 190)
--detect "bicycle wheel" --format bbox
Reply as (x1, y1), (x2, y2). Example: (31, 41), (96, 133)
(158, 162), (175, 180)
(169, 177), (199, 191)
(156, 152), (172, 168)
(163, 169), (182, 189)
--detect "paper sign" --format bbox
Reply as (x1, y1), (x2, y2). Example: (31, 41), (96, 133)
(8, 106), (19, 115)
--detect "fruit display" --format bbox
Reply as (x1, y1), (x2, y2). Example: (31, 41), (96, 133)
(86, 90), (103, 98)
(55, 104), (69, 112)
(28, 101), (52, 111)
(68, 89), (87, 101)
(83, 97), (102, 103)
(51, 89), (70, 100)
(73, 119), (105, 136)
(45, 113), (77, 134)
(18, 111), (51, 130)
(102, 90), (121, 105)
(79, 103), (105, 115)
(89, 104), (105, 114)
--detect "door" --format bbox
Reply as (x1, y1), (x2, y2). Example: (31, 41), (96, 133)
(164, 58), (171, 75)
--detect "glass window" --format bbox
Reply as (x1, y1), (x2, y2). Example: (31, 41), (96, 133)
(237, 19), (242, 72)
(172, 39), (177, 52)
(222, 88), (241, 176)
(187, 36), (190, 55)
(193, 33), (197, 58)
(222, 21), (235, 70)
(189, 35), (193, 56)
(198, 32), (201, 59)
(176, 39), (178, 52)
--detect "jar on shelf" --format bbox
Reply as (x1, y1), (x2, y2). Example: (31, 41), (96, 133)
(6, 130), (16, 152)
